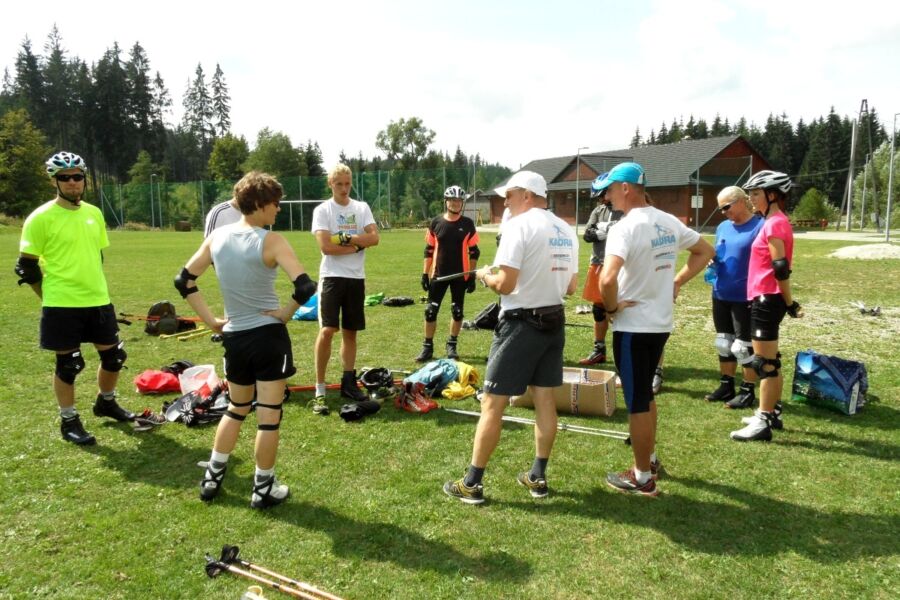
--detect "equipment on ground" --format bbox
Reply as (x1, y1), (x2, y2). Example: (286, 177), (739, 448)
(178, 328), (212, 342)
(160, 326), (208, 339)
(119, 301), (201, 336)
(433, 269), (479, 283)
(205, 545), (345, 600)
(444, 408), (629, 441)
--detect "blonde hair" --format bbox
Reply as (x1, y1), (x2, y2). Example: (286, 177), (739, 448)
(717, 186), (748, 206)
(327, 163), (352, 185)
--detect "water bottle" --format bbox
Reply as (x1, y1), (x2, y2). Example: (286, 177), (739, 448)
(704, 263), (717, 286)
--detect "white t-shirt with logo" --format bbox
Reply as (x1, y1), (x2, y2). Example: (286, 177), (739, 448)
(604, 206), (700, 333)
(494, 207), (578, 313)
(311, 198), (376, 279)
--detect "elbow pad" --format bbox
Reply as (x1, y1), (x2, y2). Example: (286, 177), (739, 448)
(771, 258), (791, 281)
(468, 245), (481, 261)
(292, 273), (317, 305)
(173, 267), (199, 298)
(14, 256), (42, 286)
(424, 245), (435, 259)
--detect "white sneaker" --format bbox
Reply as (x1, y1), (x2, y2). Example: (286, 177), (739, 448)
(741, 408), (783, 430)
(250, 475), (290, 509)
(651, 368), (663, 395)
(730, 414), (772, 442)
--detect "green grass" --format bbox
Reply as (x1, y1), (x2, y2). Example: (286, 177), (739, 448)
(0, 226), (897, 599)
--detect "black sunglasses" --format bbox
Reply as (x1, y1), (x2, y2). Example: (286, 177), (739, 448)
(719, 201), (737, 214)
(56, 174), (85, 182)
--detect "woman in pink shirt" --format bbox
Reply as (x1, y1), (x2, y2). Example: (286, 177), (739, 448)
(730, 171), (803, 442)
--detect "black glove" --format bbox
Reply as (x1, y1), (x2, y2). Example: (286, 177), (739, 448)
(583, 226), (599, 243)
(786, 301), (802, 318)
(466, 276), (476, 294)
(421, 273), (430, 292)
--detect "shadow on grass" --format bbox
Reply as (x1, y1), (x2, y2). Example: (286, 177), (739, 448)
(507, 475), (898, 562)
(775, 429), (899, 461)
(786, 395), (899, 432)
(84, 426), (240, 489)
(237, 500), (533, 582)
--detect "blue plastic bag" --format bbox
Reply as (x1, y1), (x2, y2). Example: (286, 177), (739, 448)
(791, 350), (868, 415)
(292, 293), (318, 321)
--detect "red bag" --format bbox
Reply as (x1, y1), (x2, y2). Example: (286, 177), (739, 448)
(581, 263), (604, 305)
(134, 370), (182, 394)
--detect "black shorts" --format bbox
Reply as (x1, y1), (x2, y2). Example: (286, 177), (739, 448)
(483, 318), (565, 396)
(750, 294), (787, 341)
(427, 278), (467, 315)
(319, 277), (366, 331)
(222, 323), (297, 385)
(613, 331), (669, 414)
(712, 297), (752, 341)
(40, 304), (120, 351)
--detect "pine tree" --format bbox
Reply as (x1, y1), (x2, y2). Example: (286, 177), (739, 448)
(630, 127), (642, 148)
(210, 63), (231, 137)
(42, 25), (72, 148)
(657, 122), (669, 144)
(92, 42), (133, 179)
(125, 42), (154, 155)
(711, 114), (728, 136)
(13, 37), (45, 129)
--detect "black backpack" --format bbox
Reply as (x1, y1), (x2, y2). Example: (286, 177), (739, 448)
(463, 302), (500, 330)
(144, 301), (196, 335)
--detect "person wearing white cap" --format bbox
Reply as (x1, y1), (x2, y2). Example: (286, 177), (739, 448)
(443, 171), (579, 504)
(598, 162), (714, 496)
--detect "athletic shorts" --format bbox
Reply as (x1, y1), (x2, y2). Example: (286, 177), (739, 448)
(222, 323), (297, 385)
(319, 277), (366, 331)
(712, 297), (752, 341)
(426, 278), (467, 318)
(483, 318), (565, 396)
(40, 304), (120, 351)
(613, 331), (669, 414)
(750, 294), (787, 341)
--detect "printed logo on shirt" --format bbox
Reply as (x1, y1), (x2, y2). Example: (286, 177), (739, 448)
(337, 213), (358, 233)
(550, 224), (573, 248)
(651, 224), (677, 249)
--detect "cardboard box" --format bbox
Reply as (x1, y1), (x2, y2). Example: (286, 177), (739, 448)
(510, 368), (616, 417)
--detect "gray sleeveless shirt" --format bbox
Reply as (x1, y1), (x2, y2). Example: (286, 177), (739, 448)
(210, 225), (281, 332)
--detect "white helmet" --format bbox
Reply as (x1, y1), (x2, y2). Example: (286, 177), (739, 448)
(46, 151), (87, 179)
(443, 185), (466, 200)
(742, 170), (791, 195)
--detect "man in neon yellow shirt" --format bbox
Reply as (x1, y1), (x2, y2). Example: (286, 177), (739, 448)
(15, 151), (134, 445)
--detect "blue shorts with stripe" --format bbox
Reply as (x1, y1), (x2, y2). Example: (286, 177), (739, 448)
(613, 331), (669, 414)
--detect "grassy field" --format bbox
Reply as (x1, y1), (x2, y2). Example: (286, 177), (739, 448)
(0, 225), (897, 599)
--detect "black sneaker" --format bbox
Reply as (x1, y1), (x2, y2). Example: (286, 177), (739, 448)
(443, 477), (485, 505)
(340, 374), (367, 403)
(725, 383), (755, 409)
(516, 471), (549, 498)
(446, 343), (459, 360)
(705, 377), (736, 402)
(200, 464), (227, 501)
(60, 414), (96, 445)
(606, 468), (659, 497)
(415, 344), (434, 363)
(93, 394), (134, 422)
(250, 475), (290, 509)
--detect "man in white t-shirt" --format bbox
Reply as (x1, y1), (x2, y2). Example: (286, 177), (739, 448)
(599, 162), (713, 496)
(204, 199), (242, 238)
(443, 171), (578, 504)
(309, 164), (379, 414)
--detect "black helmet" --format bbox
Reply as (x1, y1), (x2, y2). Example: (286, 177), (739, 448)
(359, 367), (393, 392)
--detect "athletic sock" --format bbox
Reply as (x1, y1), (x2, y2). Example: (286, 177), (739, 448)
(463, 464), (484, 487)
(595, 341), (606, 351)
(529, 457), (548, 481)
(447, 335), (458, 344)
(342, 370), (356, 380)
(60, 406), (77, 419)
(255, 466), (275, 482)
(209, 450), (230, 471)
(315, 383), (326, 397)
(99, 391), (116, 402)
(740, 381), (755, 391)
(634, 468), (652, 485)
(423, 338), (433, 346)
(650, 452), (657, 464)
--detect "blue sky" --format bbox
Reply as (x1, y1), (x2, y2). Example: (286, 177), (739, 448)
(3, 0), (899, 169)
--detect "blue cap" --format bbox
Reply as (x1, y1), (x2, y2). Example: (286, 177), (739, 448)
(594, 162), (646, 191)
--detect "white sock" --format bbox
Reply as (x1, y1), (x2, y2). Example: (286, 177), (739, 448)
(650, 452), (657, 464)
(255, 466), (275, 482)
(634, 468), (652, 485)
(60, 406), (77, 418)
(99, 391), (116, 402)
(315, 383), (326, 397)
(209, 450), (230, 470)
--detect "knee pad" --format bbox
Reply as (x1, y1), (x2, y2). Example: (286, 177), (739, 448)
(256, 402), (283, 430)
(715, 333), (736, 360)
(424, 301), (439, 323)
(55, 350), (85, 385)
(450, 302), (463, 322)
(98, 342), (127, 372)
(750, 352), (782, 379)
(592, 304), (606, 322)
(731, 338), (753, 365)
